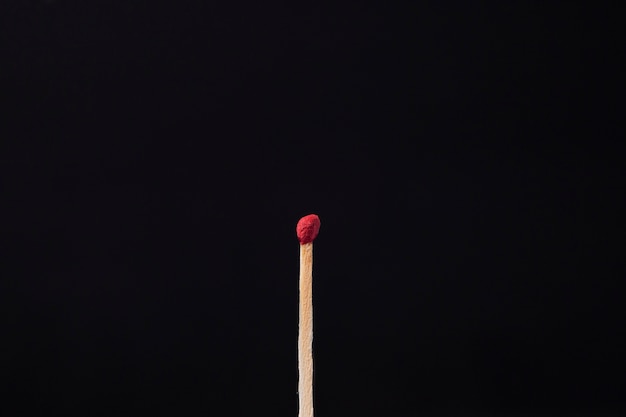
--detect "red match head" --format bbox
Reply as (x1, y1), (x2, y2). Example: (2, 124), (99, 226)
(296, 214), (321, 244)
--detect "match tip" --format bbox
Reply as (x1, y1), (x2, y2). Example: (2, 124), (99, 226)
(296, 214), (321, 244)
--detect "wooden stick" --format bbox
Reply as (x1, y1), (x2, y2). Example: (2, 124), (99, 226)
(296, 214), (321, 417)
(298, 242), (314, 417)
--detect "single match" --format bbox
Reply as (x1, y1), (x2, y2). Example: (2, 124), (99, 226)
(296, 214), (321, 417)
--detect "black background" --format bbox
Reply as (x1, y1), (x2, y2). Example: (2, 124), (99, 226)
(2, 2), (624, 416)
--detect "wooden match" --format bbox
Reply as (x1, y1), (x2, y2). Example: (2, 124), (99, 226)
(296, 214), (321, 417)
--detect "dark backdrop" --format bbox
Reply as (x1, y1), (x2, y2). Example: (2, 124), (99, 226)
(2, 2), (624, 416)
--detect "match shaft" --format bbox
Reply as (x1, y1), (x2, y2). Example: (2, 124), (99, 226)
(298, 242), (314, 417)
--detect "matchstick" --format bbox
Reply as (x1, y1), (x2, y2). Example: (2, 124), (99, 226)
(296, 214), (321, 417)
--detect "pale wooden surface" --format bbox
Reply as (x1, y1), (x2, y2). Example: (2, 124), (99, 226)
(298, 242), (314, 417)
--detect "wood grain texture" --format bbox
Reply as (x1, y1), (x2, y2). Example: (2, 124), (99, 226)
(298, 242), (314, 417)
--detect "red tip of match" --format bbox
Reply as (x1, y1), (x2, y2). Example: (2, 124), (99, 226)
(296, 214), (321, 244)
